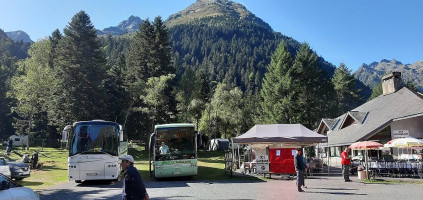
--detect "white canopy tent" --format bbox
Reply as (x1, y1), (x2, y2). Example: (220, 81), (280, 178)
(233, 124), (327, 145)
(231, 124), (327, 175)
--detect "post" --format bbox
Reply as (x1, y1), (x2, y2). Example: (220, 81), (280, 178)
(365, 149), (369, 179)
(327, 140), (330, 175)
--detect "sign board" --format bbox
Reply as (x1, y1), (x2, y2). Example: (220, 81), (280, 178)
(393, 130), (409, 139)
(292, 150), (296, 156)
(255, 154), (269, 173)
(276, 150), (281, 156)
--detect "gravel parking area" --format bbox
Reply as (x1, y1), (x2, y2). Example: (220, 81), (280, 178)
(38, 175), (423, 200)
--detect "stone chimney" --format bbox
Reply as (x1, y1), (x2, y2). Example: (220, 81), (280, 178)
(382, 72), (402, 95)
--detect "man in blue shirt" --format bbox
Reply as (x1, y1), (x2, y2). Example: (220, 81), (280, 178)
(294, 148), (305, 192)
(120, 155), (149, 200)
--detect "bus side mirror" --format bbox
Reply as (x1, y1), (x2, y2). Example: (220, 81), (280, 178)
(149, 133), (156, 152)
(196, 131), (202, 148)
(62, 125), (71, 143)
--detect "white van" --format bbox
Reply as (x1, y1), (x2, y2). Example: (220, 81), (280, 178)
(7, 135), (33, 147)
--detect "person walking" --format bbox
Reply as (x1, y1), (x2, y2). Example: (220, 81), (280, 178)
(341, 147), (352, 182)
(294, 148), (306, 192)
(119, 155), (149, 200)
(6, 138), (13, 156)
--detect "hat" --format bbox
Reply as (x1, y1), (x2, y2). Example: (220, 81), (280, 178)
(119, 155), (135, 163)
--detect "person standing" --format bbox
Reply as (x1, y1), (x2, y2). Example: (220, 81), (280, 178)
(31, 152), (39, 169)
(294, 148), (305, 192)
(341, 147), (352, 182)
(120, 155), (149, 200)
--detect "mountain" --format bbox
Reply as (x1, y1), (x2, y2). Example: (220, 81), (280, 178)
(5, 30), (33, 43)
(166, 0), (270, 30)
(97, 15), (142, 36)
(161, 0), (336, 92)
(354, 59), (423, 91)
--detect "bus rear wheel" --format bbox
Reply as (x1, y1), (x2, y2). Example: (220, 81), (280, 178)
(75, 180), (82, 183)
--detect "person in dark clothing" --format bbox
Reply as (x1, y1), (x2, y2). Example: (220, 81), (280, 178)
(119, 155), (149, 200)
(8, 138), (13, 148)
(31, 152), (39, 169)
(294, 148), (305, 192)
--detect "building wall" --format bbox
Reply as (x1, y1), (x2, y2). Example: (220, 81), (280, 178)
(390, 116), (423, 139)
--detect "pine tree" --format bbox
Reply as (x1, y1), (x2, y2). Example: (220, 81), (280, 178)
(260, 42), (294, 124)
(52, 11), (108, 128)
(290, 43), (331, 128)
(332, 63), (361, 115)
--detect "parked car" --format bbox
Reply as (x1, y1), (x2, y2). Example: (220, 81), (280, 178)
(0, 173), (39, 200)
(0, 157), (30, 180)
(0, 158), (11, 178)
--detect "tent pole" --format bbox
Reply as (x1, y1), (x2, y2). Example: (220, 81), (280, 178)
(231, 139), (235, 174)
(327, 140), (330, 176)
(238, 145), (241, 170)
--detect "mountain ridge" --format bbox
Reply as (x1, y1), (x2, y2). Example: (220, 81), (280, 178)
(97, 15), (142, 36)
(354, 59), (423, 91)
(5, 30), (33, 43)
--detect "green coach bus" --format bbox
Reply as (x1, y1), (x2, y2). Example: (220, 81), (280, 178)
(149, 123), (201, 178)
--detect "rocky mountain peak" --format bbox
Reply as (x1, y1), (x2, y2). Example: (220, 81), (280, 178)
(97, 15), (142, 36)
(5, 30), (33, 43)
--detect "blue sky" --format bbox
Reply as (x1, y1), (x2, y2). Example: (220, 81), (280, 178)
(1, 0), (422, 72)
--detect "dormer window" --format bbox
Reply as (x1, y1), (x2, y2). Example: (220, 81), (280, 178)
(339, 111), (369, 129)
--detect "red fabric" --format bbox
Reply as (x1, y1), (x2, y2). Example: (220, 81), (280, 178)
(269, 148), (296, 174)
(341, 151), (351, 165)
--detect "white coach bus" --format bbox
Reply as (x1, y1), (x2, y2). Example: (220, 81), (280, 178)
(62, 120), (128, 183)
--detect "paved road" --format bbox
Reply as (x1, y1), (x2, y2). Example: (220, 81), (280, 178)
(38, 176), (423, 200)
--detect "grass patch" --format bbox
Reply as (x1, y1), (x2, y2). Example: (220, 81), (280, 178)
(4, 147), (69, 190)
(4, 146), (260, 190)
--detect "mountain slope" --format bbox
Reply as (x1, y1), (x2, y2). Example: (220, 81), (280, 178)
(163, 0), (337, 92)
(166, 0), (271, 30)
(354, 59), (423, 91)
(5, 30), (33, 43)
(97, 15), (142, 36)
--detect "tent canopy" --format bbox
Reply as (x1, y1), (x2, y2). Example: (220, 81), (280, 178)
(233, 124), (327, 145)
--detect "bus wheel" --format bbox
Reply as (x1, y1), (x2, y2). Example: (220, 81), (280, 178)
(75, 180), (82, 183)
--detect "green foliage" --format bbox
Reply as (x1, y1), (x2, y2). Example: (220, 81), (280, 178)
(142, 74), (177, 128)
(9, 40), (57, 138)
(260, 42), (294, 124)
(261, 42), (333, 128)
(369, 83), (383, 100)
(405, 81), (418, 92)
(332, 63), (363, 115)
(51, 11), (108, 128)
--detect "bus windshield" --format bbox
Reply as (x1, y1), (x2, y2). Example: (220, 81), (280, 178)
(155, 127), (195, 161)
(70, 124), (119, 156)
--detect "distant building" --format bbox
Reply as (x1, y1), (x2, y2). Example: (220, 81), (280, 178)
(316, 72), (423, 166)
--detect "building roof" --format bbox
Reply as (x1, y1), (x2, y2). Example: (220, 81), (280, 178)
(319, 87), (423, 146)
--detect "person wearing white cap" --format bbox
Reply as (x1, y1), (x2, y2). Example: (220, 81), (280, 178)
(119, 155), (149, 200)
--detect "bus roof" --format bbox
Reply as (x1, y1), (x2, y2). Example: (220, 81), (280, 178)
(72, 120), (119, 127)
(154, 123), (195, 129)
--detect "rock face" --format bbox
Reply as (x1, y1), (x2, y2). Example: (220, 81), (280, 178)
(354, 59), (423, 91)
(97, 15), (142, 36)
(166, 0), (271, 29)
(5, 30), (33, 43)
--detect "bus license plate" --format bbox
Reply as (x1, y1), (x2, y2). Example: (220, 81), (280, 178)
(173, 172), (181, 175)
(87, 173), (98, 176)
